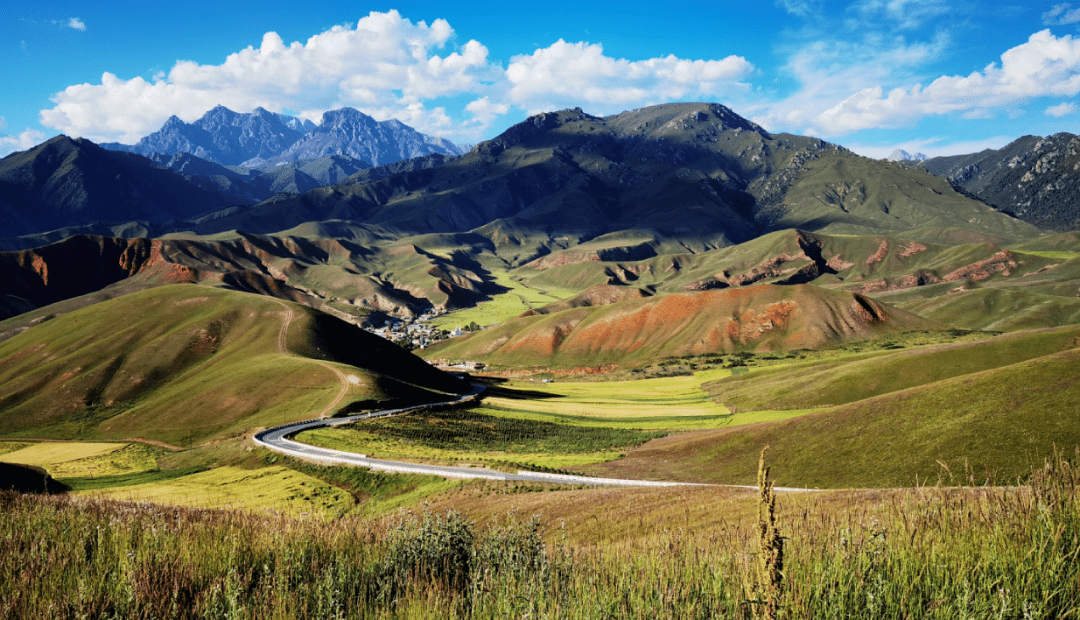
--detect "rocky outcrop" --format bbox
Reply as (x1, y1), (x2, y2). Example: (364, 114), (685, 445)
(920, 133), (1080, 231)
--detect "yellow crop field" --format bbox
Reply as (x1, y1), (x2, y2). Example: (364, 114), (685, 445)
(429, 272), (577, 329)
(46, 443), (161, 478)
(0, 441), (33, 457)
(1, 442), (128, 467)
(90, 465), (355, 517)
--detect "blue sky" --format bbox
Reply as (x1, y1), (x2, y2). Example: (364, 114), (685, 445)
(3, 1), (1080, 158)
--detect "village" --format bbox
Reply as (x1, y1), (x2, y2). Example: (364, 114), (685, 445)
(363, 310), (486, 372)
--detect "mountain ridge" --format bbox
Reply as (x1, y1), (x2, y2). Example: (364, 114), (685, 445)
(177, 102), (1039, 248)
(102, 105), (465, 167)
(918, 133), (1080, 232)
(0, 136), (241, 238)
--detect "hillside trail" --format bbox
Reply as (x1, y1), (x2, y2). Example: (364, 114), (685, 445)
(274, 300), (350, 419)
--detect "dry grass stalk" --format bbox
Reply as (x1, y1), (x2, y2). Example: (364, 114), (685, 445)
(756, 446), (784, 620)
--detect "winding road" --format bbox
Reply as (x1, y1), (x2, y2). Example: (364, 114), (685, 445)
(256, 302), (697, 487)
(258, 301), (813, 490)
(253, 384), (695, 487)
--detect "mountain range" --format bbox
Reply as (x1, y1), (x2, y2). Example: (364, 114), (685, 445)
(103, 105), (465, 167)
(168, 103), (1037, 246)
(148, 150), (373, 203)
(1, 101), (1072, 335)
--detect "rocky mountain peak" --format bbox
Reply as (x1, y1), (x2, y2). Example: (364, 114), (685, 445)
(887, 149), (928, 162)
(270, 107), (464, 166)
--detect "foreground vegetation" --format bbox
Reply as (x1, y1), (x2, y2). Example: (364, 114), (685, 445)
(2, 449), (1077, 619)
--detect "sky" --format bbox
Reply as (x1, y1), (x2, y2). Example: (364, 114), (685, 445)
(3, 1), (1080, 159)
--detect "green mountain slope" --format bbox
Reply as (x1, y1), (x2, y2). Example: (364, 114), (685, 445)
(0, 285), (466, 446)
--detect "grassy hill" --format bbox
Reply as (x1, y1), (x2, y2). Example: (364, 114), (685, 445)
(580, 338), (1080, 488)
(0, 284), (466, 446)
(703, 324), (1080, 411)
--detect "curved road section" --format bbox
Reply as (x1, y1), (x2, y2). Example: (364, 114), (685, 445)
(253, 385), (694, 488)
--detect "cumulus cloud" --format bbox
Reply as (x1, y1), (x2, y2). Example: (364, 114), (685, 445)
(0, 127), (47, 157)
(67, 17), (86, 31)
(754, 30), (1080, 136)
(464, 97), (510, 127)
(41, 11), (757, 144)
(505, 40), (753, 116)
(41, 11), (500, 143)
(1046, 101), (1079, 116)
(750, 32), (949, 134)
(1043, 3), (1080, 26)
(807, 30), (1080, 134)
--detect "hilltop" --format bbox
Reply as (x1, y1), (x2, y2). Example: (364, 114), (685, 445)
(0, 136), (239, 238)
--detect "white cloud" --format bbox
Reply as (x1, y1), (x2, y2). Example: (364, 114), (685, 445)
(40, 11), (758, 144)
(0, 128), (47, 157)
(1043, 3), (1080, 25)
(749, 32), (949, 134)
(845, 135), (1013, 159)
(775, 0), (819, 17)
(505, 40), (753, 116)
(67, 17), (86, 31)
(765, 30), (1080, 136)
(464, 97), (510, 127)
(41, 11), (501, 143)
(851, 0), (955, 30)
(1046, 101), (1079, 116)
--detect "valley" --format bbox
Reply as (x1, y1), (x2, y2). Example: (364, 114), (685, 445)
(1, 101), (1078, 618)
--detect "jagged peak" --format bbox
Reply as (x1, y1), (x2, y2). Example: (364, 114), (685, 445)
(320, 107), (377, 124)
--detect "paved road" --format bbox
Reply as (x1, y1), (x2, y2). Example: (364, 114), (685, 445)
(252, 385), (697, 487)
(256, 303), (807, 489)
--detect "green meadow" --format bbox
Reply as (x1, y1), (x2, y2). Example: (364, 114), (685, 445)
(428, 271), (578, 329)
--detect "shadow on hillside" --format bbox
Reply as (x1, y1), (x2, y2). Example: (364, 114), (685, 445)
(480, 384), (564, 401)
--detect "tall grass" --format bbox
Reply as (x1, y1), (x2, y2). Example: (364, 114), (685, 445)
(2, 449), (1078, 618)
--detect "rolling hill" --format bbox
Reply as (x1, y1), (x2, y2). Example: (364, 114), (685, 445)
(0, 231), (510, 325)
(579, 326), (1080, 488)
(0, 285), (468, 446)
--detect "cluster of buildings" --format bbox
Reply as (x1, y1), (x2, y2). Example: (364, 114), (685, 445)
(363, 310), (469, 351)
